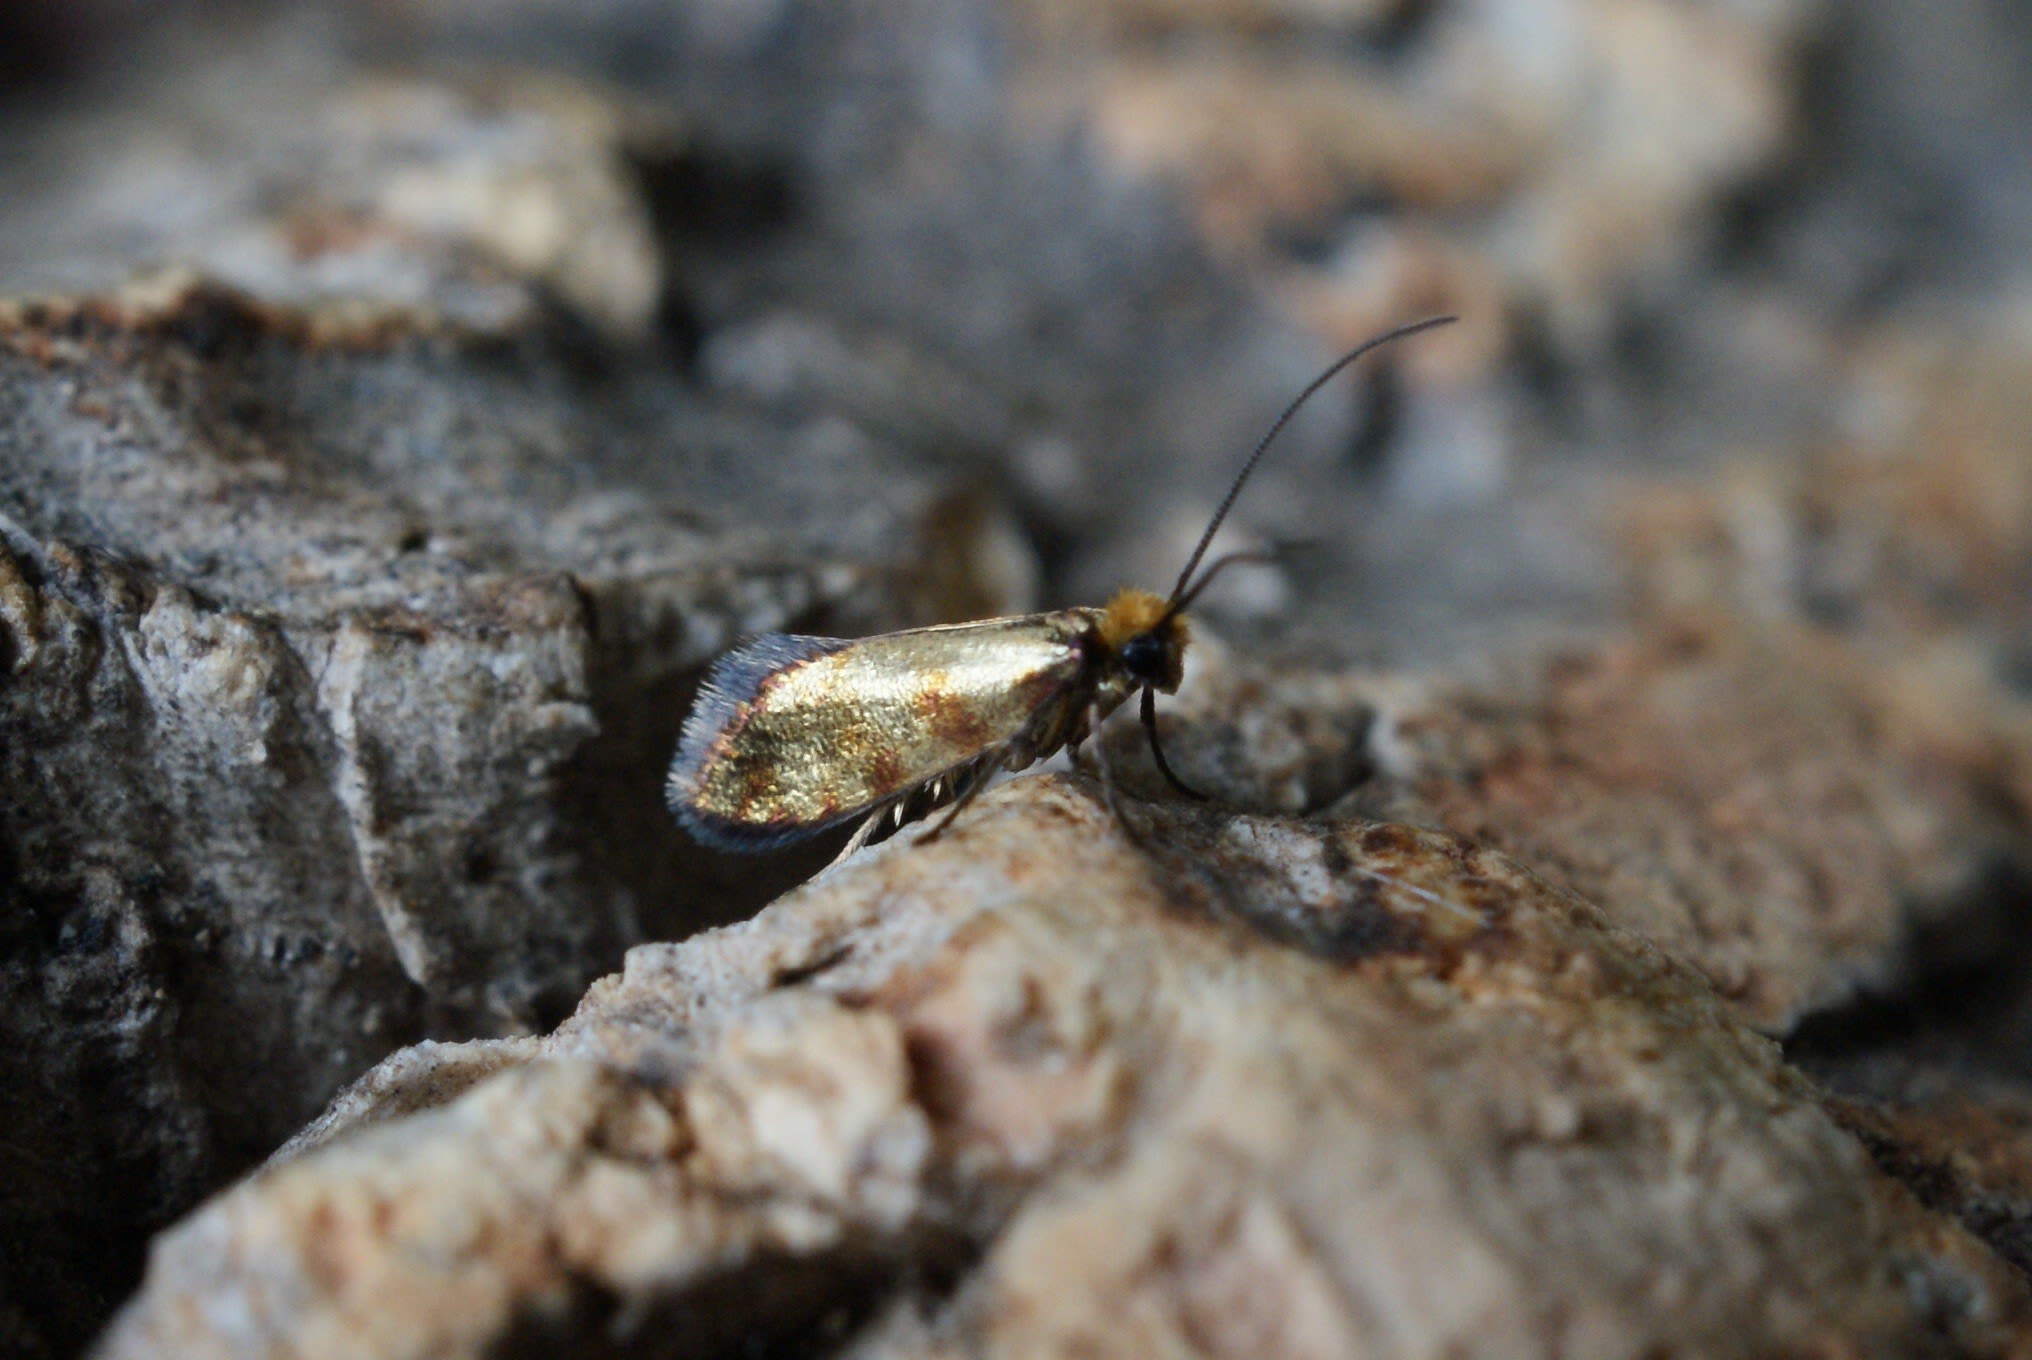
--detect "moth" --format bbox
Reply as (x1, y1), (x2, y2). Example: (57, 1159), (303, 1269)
(668, 316), (1457, 854)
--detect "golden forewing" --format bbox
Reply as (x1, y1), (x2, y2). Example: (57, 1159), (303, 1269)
(667, 612), (1098, 848)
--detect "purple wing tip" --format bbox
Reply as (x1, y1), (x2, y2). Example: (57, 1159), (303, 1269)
(666, 798), (842, 852)
(667, 633), (853, 853)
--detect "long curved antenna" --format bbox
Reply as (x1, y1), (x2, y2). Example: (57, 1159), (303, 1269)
(1166, 314), (1459, 610)
(1141, 685), (1208, 800)
(1168, 549), (1279, 615)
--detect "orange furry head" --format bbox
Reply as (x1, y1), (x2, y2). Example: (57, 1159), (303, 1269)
(1099, 588), (1188, 693)
(1096, 589), (1167, 646)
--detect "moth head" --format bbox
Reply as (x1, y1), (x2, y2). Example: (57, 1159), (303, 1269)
(1099, 588), (1188, 693)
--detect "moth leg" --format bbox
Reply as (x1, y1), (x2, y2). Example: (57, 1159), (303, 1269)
(1089, 702), (1147, 845)
(1141, 685), (1209, 801)
(827, 805), (890, 868)
(917, 748), (1008, 844)
(1064, 705), (1098, 774)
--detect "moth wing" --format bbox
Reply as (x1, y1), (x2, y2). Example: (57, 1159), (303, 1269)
(668, 617), (1090, 851)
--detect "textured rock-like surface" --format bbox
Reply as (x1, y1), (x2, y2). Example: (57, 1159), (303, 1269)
(0, 51), (667, 339)
(1117, 616), (2020, 1034)
(0, 19), (1335, 1355)
(1383, 628), (2004, 1028)
(0, 274), (927, 1356)
(1816, 1076), (2032, 1280)
(99, 778), (2032, 1359)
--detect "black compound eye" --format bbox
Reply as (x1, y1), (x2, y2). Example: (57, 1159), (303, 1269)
(1119, 631), (1166, 681)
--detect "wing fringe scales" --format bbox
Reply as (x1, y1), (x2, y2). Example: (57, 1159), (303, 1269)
(667, 634), (849, 851)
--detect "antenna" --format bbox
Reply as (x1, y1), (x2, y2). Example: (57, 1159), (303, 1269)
(1164, 314), (1459, 611)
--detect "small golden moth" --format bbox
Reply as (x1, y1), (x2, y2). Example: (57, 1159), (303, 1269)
(668, 316), (1457, 853)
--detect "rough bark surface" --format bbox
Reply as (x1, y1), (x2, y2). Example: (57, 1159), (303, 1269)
(97, 778), (2032, 1360)
(0, 276), (933, 1356)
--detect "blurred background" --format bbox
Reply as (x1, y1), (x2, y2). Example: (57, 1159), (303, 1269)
(3, 0), (2027, 662)
(3, 1), (2031, 1355)
(0, 0), (2023, 650)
